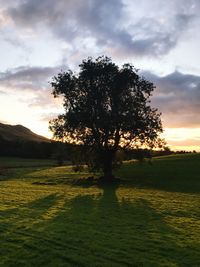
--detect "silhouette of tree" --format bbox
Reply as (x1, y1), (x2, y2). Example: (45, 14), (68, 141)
(49, 56), (163, 180)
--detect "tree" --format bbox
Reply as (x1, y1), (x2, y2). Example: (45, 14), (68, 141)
(49, 56), (163, 180)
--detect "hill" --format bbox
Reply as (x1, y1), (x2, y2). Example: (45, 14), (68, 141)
(0, 123), (50, 143)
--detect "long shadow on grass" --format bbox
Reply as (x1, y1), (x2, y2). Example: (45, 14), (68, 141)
(1, 186), (200, 266)
(16, 184), (198, 266)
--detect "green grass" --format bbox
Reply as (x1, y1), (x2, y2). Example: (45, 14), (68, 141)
(0, 157), (57, 168)
(0, 154), (200, 266)
(117, 153), (200, 193)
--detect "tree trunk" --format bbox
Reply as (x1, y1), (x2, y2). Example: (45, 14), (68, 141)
(103, 161), (113, 179)
(102, 150), (115, 180)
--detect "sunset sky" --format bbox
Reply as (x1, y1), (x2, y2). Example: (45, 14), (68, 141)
(0, 0), (200, 151)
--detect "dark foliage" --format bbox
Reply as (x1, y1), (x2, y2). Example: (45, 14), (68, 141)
(0, 137), (72, 160)
(50, 56), (164, 179)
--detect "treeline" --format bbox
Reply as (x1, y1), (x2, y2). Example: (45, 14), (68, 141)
(0, 136), (73, 160)
(0, 135), (195, 163)
(0, 136), (172, 163)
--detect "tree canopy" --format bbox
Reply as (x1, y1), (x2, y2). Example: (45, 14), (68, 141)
(49, 56), (163, 179)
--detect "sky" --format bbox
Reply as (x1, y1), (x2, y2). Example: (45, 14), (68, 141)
(0, 0), (200, 151)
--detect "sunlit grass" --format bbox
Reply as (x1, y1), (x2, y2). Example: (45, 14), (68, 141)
(0, 153), (200, 266)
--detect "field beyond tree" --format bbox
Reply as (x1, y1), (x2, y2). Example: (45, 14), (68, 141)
(0, 153), (200, 266)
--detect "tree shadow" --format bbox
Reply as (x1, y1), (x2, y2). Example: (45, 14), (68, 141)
(27, 187), (200, 264)
(0, 194), (61, 229)
(27, 193), (61, 210)
(1, 186), (200, 266)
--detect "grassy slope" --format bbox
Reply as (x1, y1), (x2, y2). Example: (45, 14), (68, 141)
(117, 153), (200, 193)
(0, 154), (199, 266)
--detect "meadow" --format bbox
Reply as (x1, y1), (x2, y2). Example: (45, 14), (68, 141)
(0, 153), (199, 266)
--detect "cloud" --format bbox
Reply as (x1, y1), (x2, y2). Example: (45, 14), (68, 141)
(168, 139), (200, 146)
(4, 0), (198, 57)
(28, 90), (63, 108)
(143, 70), (200, 127)
(0, 65), (64, 108)
(1, 63), (199, 129)
(40, 112), (61, 122)
(0, 65), (61, 91)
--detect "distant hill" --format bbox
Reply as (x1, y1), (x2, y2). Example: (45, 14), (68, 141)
(0, 123), (50, 143)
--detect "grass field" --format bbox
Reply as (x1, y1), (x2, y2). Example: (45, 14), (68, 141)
(0, 157), (57, 168)
(0, 154), (200, 266)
